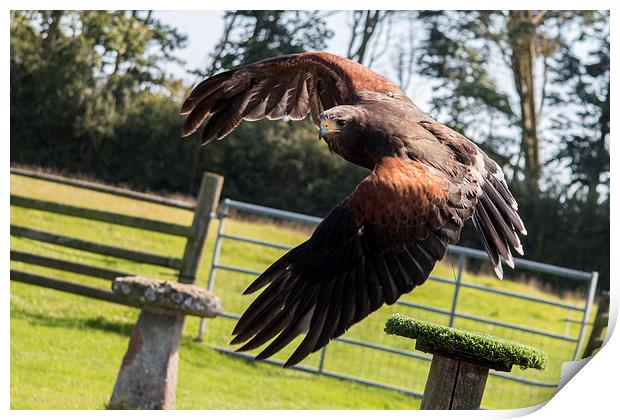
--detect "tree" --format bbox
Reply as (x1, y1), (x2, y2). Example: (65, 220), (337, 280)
(12, 11), (100, 164)
(545, 12), (610, 289)
(11, 10), (187, 170)
(79, 11), (186, 111)
(414, 11), (593, 193)
(346, 11), (394, 65)
(404, 11), (609, 289)
(506, 11), (544, 187)
(547, 11), (609, 206)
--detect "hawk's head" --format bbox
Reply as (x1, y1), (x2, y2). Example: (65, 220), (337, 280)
(318, 105), (392, 169)
(318, 106), (366, 139)
(318, 106), (369, 162)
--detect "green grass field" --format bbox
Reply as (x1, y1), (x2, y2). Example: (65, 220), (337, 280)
(10, 173), (594, 409)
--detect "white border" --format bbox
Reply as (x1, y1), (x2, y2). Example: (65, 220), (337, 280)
(3, 2), (617, 419)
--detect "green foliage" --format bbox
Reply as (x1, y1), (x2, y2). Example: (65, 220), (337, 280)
(415, 10), (609, 290)
(385, 314), (548, 371)
(11, 11), (102, 158)
(509, 188), (609, 292)
(10, 10), (187, 170)
(77, 10), (187, 111)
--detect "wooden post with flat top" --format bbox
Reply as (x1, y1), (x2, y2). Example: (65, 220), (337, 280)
(385, 314), (547, 410)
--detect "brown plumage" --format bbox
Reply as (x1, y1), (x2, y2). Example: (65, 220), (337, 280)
(181, 52), (526, 367)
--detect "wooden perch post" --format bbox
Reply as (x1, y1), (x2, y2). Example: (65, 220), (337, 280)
(416, 345), (503, 409)
(385, 314), (547, 410)
(108, 277), (222, 410)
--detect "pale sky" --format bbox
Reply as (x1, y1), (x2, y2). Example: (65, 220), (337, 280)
(154, 10), (225, 82)
(155, 11), (352, 78)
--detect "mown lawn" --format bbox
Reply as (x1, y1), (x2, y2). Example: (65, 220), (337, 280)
(10, 173), (594, 409)
(10, 282), (417, 409)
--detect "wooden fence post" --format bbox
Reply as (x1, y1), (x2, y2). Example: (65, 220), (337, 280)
(420, 354), (489, 409)
(178, 172), (224, 284)
(582, 290), (610, 358)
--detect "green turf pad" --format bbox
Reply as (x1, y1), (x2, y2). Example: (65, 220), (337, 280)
(385, 314), (547, 371)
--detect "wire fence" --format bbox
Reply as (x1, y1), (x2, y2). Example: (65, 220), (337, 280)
(196, 198), (598, 409)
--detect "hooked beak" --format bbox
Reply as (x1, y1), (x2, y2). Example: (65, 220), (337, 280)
(318, 119), (339, 140)
(319, 124), (328, 139)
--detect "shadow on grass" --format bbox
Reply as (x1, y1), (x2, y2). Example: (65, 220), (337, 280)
(11, 307), (134, 336)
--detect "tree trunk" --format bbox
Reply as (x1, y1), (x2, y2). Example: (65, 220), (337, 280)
(347, 11), (385, 64)
(586, 82), (610, 207)
(41, 11), (64, 61)
(507, 11), (540, 192)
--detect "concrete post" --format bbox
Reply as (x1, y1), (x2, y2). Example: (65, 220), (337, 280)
(108, 310), (185, 409)
(108, 277), (221, 410)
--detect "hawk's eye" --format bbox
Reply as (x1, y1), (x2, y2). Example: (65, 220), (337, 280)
(336, 119), (346, 127)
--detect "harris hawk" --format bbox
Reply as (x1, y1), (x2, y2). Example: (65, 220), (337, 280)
(181, 52), (526, 367)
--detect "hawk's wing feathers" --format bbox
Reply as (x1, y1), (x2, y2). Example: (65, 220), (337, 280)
(181, 52), (402, 143)
(416, 121), (526, 279)
(231, 157), (475, 367)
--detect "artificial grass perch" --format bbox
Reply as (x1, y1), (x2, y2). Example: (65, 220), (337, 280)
(385, 314), (547, 409)
(385, 314), (547, 371)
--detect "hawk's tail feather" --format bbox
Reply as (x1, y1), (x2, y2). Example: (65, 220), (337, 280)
(473, 178), (526, 279)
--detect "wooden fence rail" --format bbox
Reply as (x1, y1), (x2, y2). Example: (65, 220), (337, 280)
(10, 169), (224, 306)
(11, 195), (192, 237)
(10, 250), (130, 281)
(10, 270), (137, 307)
(11, 225), (184, 269)
(11, 167), (196, 211)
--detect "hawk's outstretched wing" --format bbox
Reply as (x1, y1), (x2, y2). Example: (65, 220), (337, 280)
(413, 120), (527, 279)
(230, 157), (477, 367)
(181, 52), (404, 143)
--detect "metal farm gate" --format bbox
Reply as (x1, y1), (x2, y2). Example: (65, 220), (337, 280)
(196, 198), (598, 409)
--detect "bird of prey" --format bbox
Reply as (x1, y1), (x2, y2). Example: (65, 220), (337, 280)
(181, 52), (526, 367)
